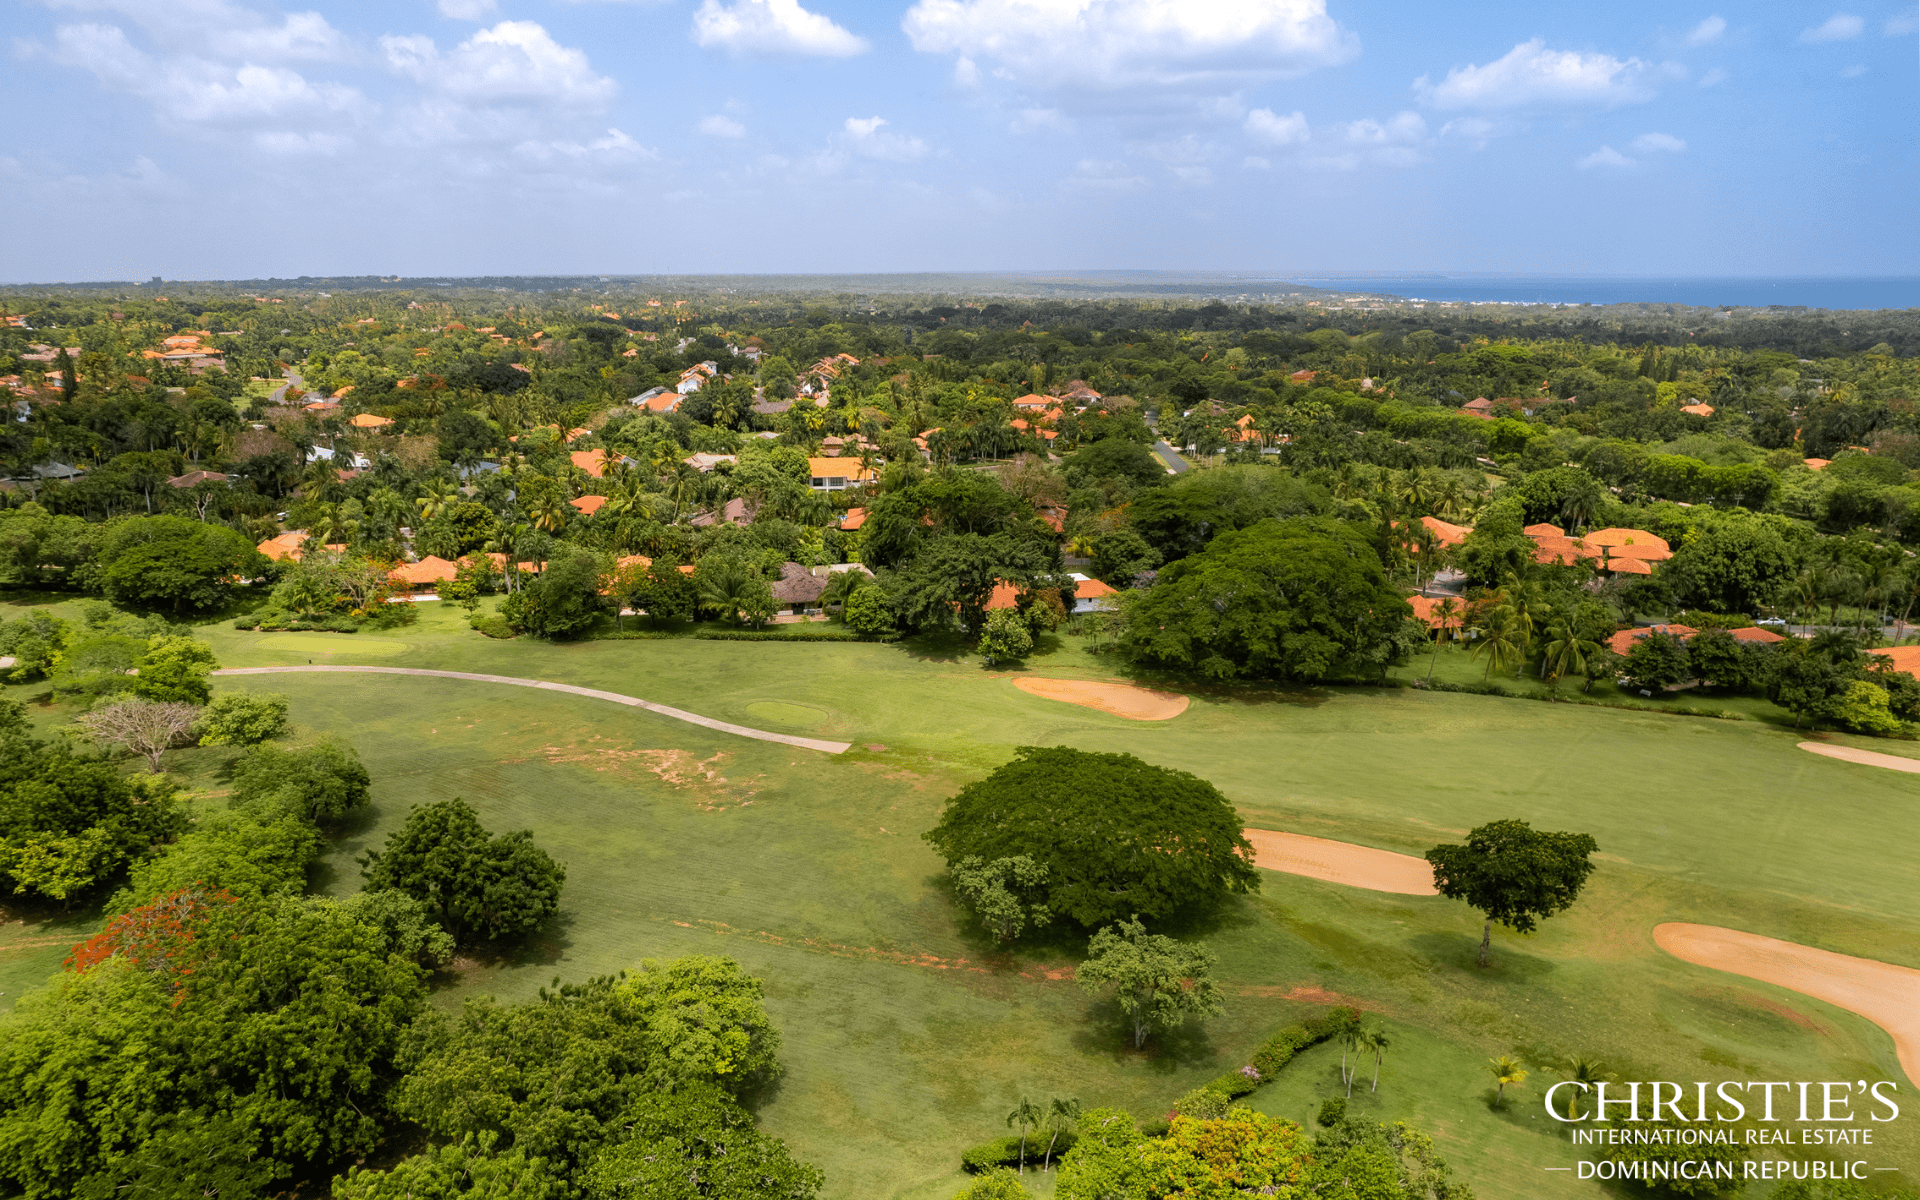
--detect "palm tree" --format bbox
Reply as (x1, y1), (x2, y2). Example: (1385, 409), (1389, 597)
(1541, 619), (1601, 690)
(1488, 1056), (1528, 1108)
(1425, 598), (1460, 683)
(528, 491), (569, 535)
(416, 480), (459, 522)
(1042, 1098), (1081, 1171)
(1469, 608), (1525, 682)
(1333, 1009), (1364, 1094)
(1398, 468), (1433, 514)
(1558, 482), (1602, 532)
(1006, 1096), (1044, 1174)
(1558, 1057), (1614, 1120)
(1364, 1027), (1392, 1093)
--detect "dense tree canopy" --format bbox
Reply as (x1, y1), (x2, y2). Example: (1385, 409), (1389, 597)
(924, 746), (1259, 928)
(1119, 517), (1413, 682)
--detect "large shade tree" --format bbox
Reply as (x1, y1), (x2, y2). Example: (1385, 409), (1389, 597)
(924, 746), (1259, 929)
(1425, 820), (1599, 967)
(1118, 517), (1412, 682)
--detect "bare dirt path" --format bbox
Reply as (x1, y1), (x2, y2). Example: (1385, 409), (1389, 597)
(1243, 830), (1440, 896)
(1012, 677), (1189, 720)
(1798, 741), (1920, 775)
(1654, 922), (1920, 1083)
(212, 665), (852, 754)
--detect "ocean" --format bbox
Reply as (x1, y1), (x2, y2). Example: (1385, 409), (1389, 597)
(1262, 276), (1920, 311)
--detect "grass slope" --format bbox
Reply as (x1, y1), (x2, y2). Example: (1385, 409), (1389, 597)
(5, 592), (1919, 1197)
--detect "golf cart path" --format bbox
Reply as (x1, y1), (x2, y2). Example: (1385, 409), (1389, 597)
(212, 665), (852, 754)
(1654, 922), (1920, 1083)
(1798, 741), (1920, 775)
(1244, 830), (1440, 896)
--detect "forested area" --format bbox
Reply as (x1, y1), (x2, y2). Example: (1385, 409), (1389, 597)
(5, 285), (1920, 728)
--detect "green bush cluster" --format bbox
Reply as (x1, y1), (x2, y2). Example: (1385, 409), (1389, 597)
(470, 615), (517, 639)
(236, 615), (360, 633)
(960, 1132), (1078, 1173)
(1245, 1007), (1354, 1081)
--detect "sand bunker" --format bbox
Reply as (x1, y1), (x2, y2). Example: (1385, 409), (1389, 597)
(1243, 830), (1439, 896)
(1798, 741), (1920, 775)
(1654, 923), (1920, 1082)
(1013, 677), (1189, 720)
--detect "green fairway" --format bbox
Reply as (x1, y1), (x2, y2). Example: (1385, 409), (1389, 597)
(8, 595), (1920, 1197)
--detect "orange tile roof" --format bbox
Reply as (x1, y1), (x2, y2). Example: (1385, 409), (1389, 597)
(1603, 557), (1654, 576)
(569, 449), (612, 478)
(1523, 523), (1564, 538)
(1680, 403), (1715, 417)
(1012, 393), (1053, 409)
(348, 413), (394, 428)
(1419, 516), (1472, 547)
(1074, 576), (1117, 599)
(1870, 645), (1920, 677)
(390, 555), (459, 585)
(1407, 595), (1464, 629)
(569, 494), (608, 516)
(1729, 626), (1786, 644)
(1585, 527), (1670, 553)
(838, 506), (867, 531)
(1803, 458), (1831, 470)
(1607, 624), (1698, 656)
(256, 530), (308, 562)
(807, 457), (877, 482)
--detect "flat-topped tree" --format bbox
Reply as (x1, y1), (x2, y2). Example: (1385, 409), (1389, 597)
(1425, 819), (1598, 968)
(924, 746), (1259, 932)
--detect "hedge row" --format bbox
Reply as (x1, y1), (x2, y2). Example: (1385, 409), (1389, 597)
(959, 1006), (1356, 1173)
(960, 1131), (1079, 1173)
(590, 627), (896, 644)
(234, 616), (359, 633)
(1407, 678), (1745, 720)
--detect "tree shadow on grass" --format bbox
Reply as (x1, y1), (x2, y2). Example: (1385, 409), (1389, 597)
(1406, 932), (1559, 984)
(894, 630), (971, 664)
(1069, 994), (1222, 1074)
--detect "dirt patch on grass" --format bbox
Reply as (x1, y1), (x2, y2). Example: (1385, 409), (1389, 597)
(1655, 923), (1920, 1081)
(1244, 829), (1440, 896)
(1013, 676), (1189, 720)
(1798, 741), (1920, 775)
(516, 744), (762, 810)
(661, 916), (1077, 984)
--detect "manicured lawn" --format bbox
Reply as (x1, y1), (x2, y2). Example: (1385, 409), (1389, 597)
(8, 590), (1920, 1196)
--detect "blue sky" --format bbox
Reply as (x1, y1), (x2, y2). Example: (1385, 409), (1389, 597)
(4, 0), (1917, 280)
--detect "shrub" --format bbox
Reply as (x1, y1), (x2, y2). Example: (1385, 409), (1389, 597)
(1169, 1087), (1230, 1120)
(471, 615), (517, 639)
(951, 1169), (1033, 1199)
(195, 693), (290, 746)
(961, 1133), (1078, 1173)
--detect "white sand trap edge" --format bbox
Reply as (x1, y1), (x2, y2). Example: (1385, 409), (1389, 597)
(1012, 677), (1189, 720)
(1654, 922), (1920, 1083)
(1244, 829), (1440, 896)
(1798, 741), (1920, 775)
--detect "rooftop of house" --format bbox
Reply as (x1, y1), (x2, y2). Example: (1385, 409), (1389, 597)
(348, 413), (394, 429)
(807, 457), (877, 481)
(390, 555), (459, 585)
(569, 494), (608, 516)
(837, 506), (867, 531)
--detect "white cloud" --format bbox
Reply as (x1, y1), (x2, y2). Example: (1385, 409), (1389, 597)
(836, 116), (928, 161)
(1010, 107), (1071, 133)
(46, 23), (364, 123)
(901, 0), (1357, 92)
(1244, 107), (1309, 146)
(1840, 63), (1868, 77)
(1631, 131), (1685, 153)
(697, 113), (748, 137)
(692, 0), (868, 57)
(383, 21), (617, 108)
(1068, 158), (1148, 192)
(44, 0), (350, 61)
(1344, 111), (1425, 144)
(438, 0), (499, 19)
(1683, 16), (1726, 46)
(1416, 39), (1659, 109)
(514, 127), (655, 162)
(1888, 11), (1920, 35)
(1800, 13), (1864, 41)
(1242, 155), (1272, 170)
(1577, 145), (1634, 170)
(254, 130), (352, 155)
(1438, 116), (1499, 148)
(1698, 67), (1727, 87)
